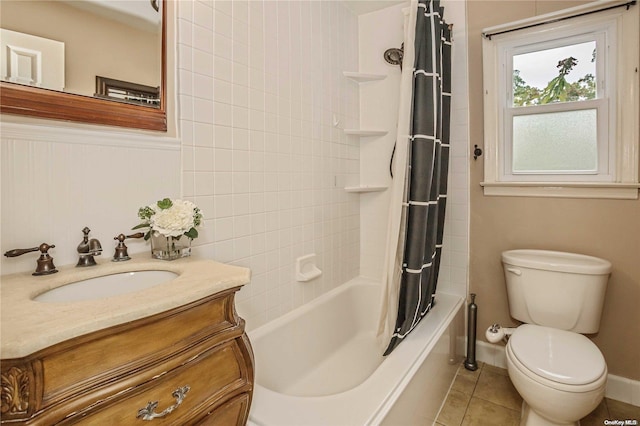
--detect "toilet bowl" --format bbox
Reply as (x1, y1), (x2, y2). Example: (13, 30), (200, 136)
(506, 324), (607, 426)
(497, 250), (612, 426)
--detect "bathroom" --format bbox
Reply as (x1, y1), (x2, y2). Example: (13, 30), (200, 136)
(1, 0), (639, 425)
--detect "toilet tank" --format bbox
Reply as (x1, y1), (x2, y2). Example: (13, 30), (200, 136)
(501, 250), (612, 333)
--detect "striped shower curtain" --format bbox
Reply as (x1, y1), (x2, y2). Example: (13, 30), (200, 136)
(378, 0), (452, 356)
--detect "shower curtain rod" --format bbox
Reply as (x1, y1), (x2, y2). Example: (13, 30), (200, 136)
(483, 0), (636, 39)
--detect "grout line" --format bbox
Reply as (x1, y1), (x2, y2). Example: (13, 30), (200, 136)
(459, 362), (483, 425)
(460, 361), (522, 424)
(447, 361), (635, 425)
(603, 398), (611, 418)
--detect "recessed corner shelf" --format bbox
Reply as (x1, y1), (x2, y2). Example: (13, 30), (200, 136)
(343, 72), (387, 83)
(344, 185), (388, 193)
(343, 129), (388, 136)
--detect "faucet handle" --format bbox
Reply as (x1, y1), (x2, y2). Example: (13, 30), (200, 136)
(115, 232), (145, 242)
(4, 243), (58, 276)
(5, 246), (41, 257)
(112, 232), (144, 262)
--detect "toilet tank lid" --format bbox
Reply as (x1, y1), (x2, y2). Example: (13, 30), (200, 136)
(501, 250), (612, 275)
(510, 325), (606, 385)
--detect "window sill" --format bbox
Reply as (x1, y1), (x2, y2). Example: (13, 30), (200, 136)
(480, 182), (640, 199)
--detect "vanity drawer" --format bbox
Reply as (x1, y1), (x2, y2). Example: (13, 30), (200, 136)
(1, 259), (254, 426)
(68, 339), (251, 425)
(41, 289), (239, 406)
(195, 393), (251, 426)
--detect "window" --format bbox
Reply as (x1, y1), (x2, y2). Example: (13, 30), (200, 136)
(481, 2), (639, 199)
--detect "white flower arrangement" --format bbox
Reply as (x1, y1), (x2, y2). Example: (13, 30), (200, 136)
(134, 198), (202, 240)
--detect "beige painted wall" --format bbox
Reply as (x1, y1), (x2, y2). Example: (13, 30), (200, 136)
(468, 1), (640, 380)
(1, 1), (160, 97)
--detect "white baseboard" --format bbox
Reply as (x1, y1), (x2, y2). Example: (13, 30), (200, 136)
(466, 340), (639, 407)
(474, 339), (508, 370)
(605, 373), (640, 407)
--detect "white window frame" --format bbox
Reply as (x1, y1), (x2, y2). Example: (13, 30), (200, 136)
(481, 1), (640, 199)
(505, 32), (610, 181)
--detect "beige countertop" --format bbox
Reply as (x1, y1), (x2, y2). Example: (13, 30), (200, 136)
(1, 255), (251, 359)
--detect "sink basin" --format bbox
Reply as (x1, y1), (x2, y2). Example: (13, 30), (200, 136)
(34, 270), (179, 303)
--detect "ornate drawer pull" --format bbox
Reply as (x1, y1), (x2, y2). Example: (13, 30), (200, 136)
(136, 385), (190, 421)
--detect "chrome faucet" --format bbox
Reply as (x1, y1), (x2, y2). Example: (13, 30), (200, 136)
(76, 227), (102, 267)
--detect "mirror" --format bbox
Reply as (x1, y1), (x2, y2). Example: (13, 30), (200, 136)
(0, 0), (166, 131)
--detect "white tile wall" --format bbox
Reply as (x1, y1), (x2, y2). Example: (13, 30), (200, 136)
(440, 0), (470, 298)
(178, 0), (361, 329)
(1, 0), (466, 334)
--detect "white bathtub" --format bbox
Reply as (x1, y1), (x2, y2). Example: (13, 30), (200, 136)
(248, 276), (464, 426)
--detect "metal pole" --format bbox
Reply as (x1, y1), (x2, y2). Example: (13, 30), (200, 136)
(464, 293), (478, 371)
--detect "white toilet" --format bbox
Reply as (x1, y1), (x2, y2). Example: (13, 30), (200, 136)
(498, 249), (612, 426)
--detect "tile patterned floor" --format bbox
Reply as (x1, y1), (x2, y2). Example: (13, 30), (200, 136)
(436, 362), (640, 426)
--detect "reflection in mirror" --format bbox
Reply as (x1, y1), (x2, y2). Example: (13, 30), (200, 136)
(0, 0), (166, 131)
(95, 76), (160, 107)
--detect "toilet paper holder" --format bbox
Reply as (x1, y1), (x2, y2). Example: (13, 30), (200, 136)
(485, 323), (516, 343)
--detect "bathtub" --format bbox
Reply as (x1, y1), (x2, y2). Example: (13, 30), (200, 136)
(248, 276), (464, 426)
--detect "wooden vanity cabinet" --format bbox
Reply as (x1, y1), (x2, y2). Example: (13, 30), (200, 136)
(0, 287), (254, 425)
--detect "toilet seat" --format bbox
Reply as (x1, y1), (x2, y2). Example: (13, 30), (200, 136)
(508, 324), (606, 388)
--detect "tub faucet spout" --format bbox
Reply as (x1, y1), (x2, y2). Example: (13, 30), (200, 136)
(77, 226), (102, 267)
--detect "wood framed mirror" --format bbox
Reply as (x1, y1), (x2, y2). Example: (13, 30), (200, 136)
(0, 0), (167, 132)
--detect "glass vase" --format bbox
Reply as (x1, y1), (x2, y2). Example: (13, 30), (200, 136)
(150, 234), (191, 260)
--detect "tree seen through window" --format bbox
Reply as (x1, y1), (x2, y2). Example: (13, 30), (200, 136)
(513, 47), (597, 106)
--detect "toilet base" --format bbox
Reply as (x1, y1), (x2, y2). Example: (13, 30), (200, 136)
(520, 401), (580, 426)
